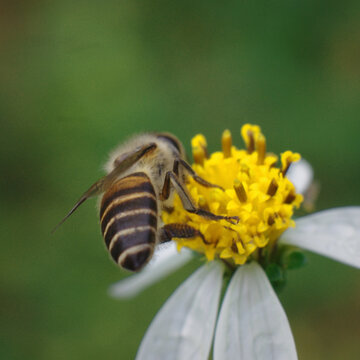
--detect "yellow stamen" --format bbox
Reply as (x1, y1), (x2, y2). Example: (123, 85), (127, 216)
(234, 179), (247, 203)
(281, 151), (301, 175)
(247, 130), (255, 153)
(192, 134), (208, 165)
(162, 124), (303, 266)
(267, 214), (275, 226)
(241, 124), (261, 154)
(192, 146), (206, 165)
(256, 133), (266, 164)
(267, 178), (279, 196)
(284, 191), (297, 204)
(222, 129), (232, 158)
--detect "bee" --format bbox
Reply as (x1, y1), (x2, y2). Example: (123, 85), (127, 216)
(53, 133), (238, 271)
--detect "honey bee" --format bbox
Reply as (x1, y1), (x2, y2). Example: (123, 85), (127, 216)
(53, 133), (238, 271)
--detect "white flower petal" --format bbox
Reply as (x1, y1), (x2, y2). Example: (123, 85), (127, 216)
(136, 262), (224, 360)
(214, 262), (297, 360)
(280, 207), (360, 268)
(286, 158), (313, 195)
(108, 243), (193, 299)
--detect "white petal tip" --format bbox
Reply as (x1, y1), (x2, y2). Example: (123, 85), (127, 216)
(281, 207), (360, 268)
(287, 158), (313, 195)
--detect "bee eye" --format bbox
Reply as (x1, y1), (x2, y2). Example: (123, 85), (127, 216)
(157, 134), (181, 153)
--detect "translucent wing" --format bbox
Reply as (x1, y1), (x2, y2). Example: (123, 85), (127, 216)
(51, 142), (156, 233)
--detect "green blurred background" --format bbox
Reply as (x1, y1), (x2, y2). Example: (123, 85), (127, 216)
(1, 1), (359, 359)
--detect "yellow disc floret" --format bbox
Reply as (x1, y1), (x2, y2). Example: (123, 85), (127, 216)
(162, 125), (303, 266)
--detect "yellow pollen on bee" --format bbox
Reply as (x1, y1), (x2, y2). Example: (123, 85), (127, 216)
(162, 124), (303, 266)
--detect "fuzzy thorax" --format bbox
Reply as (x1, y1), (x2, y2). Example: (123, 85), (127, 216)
(162, 124), (303, 266)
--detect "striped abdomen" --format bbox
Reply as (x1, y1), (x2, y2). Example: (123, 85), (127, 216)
(100, 172), (158, 271)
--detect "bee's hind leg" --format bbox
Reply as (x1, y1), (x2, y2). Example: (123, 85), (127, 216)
(159, 223), (210, 244)
(160, 171), (239, 225)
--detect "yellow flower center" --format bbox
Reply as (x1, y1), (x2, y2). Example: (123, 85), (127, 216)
(162, 124), (303, 266)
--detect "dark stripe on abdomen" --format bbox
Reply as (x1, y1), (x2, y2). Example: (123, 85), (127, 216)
(100, 195), (157, 232)
(110, 228), (156, 263)
(100, 172), (154, 219)
(99, 172), (158, 268)
(102, 212), (157, 247)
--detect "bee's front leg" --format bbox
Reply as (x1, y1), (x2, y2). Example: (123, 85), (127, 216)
(173, 159), (224, 190)
(160, 170), (239, 225)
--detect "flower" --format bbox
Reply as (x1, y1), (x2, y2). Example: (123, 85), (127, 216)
(109, 125), (360, 360)
(163, 124), (303, 266)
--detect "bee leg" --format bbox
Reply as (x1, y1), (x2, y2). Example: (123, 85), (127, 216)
(173, 159), (224, 190)
(160, 171), (239, 225)
(159, 223), (210, 244)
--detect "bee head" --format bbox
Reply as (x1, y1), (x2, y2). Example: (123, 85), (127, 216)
(156, 132), (185, 158)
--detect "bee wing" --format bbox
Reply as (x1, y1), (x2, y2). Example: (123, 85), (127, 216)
(51, 142), (157, 233)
